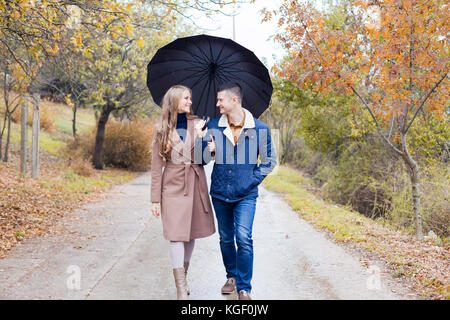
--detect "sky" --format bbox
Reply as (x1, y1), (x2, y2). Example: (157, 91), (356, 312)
(192, 0), (287, 69)
(190, 0), (329, 69)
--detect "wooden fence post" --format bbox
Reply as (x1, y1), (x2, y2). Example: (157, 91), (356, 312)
(31, 93), (40, 178)
(20, 101), (28, 175)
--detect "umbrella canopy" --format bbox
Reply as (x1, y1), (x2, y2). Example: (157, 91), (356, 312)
(147, 34), (273, 119)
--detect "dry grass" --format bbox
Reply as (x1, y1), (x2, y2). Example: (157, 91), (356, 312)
(9, 100), (56, 132)
(64, 119), (155, 172)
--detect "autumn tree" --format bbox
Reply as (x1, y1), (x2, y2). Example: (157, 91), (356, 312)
(267, 0), (449, 238)
(0, 0), (134, 161)
(144, 0), (252, 20)
(0, 1), (132, 74)
(71, 1), (251, 169)
(37, 54), (87, 137)
(0, 46), (30, 162)
(69, 2), (180, 169)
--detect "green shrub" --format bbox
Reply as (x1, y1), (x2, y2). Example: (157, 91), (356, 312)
(320, 137), (394, 219)
(291, 136), (326, 179)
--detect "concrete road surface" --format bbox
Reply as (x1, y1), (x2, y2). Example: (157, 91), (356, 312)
(0, 163), (410, 300)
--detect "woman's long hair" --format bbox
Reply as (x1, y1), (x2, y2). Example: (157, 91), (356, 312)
(156, 85), (197, 160)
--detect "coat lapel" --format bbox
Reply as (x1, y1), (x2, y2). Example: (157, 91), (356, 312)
(171, 118), (195, 163)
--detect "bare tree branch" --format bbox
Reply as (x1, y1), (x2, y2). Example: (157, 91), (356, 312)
(404, 72), (447, 134)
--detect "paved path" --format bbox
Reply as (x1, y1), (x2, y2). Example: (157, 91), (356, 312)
(0, 163), (410, 299)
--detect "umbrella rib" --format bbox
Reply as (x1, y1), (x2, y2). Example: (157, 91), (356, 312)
(173, 69), (210, 88)
(149, 67), (208, 84)
(209, 38), (214, 62)
(194, 75), (211, 116)
(189, 70), (210, 89)
(212, 77), (219, 117)
(215, 69), (232, 84)
(216, 48), (249, 65)
(148, 58), (206, 68)
(214, 40), (227, 64)
(189, 40), (213, 64)
(173, 43), (211, 63)
(219, 59), (267, 73)
(202, 75), (214, 116)
(158, 46), (210, 65)
(219, 67), (271, 87)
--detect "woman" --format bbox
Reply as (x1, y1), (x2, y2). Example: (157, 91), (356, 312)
(150, 85), (215, 300)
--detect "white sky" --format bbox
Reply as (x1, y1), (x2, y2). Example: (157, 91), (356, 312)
(192, 0), (287, 69)
(180, 0), (328, 69)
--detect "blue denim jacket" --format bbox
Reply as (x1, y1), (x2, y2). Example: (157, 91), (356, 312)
(195, 108), (277, 202)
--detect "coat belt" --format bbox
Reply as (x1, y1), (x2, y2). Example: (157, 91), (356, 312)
(166, 162), (210, 214)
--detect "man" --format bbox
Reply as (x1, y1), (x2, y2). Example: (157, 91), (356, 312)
(195, 82), (277, 300)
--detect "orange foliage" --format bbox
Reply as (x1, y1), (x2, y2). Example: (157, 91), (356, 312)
(270, 0), (449, 126)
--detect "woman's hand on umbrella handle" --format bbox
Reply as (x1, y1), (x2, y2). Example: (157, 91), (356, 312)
(208, 134), (216, 153)
(195, 120), (207, 138)
(152, 202), (160, 218)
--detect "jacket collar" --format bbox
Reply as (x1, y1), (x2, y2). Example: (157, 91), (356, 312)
(218, 108), (255, 146)
(218, 108), (255, 129)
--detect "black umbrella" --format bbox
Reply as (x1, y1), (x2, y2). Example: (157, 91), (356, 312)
(146, 34), (273, 119)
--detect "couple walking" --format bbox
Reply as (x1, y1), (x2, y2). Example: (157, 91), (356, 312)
(150, 82), (276, 300)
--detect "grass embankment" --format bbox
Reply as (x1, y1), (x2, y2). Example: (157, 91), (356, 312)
(262, 166), (449, 300)
(0, 99), (138, 258)
(6, 100), (95, 156)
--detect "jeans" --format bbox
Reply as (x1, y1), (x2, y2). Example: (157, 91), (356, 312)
(211, 196), (257, 293)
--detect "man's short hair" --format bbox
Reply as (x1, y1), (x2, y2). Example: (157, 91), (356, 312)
(218, 82), (243, 102)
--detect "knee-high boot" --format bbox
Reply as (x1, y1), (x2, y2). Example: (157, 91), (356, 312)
(184, 261), (190, 295)
(173, 268), (188, 300)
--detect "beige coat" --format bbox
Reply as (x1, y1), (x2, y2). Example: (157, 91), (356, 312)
(151, 117), (215, 242)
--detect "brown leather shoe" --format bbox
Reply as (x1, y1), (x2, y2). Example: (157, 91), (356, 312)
(238, 290), (252, 300)
(221, 277), (236, 294)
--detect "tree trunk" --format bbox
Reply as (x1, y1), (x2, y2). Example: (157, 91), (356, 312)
(400, 132), (424, 239)
(281, 126), (294, 165)
(93, 104), (114, 170)
(72, 103), (78, 137)
(280, 126), (287, 165)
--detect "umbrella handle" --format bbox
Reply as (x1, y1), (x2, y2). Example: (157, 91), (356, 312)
(201, 116), (210, 131)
